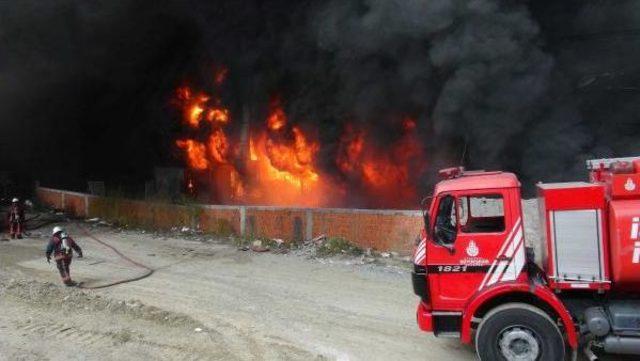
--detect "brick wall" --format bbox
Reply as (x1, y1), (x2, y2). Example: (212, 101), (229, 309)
(37, 187), (64, 209)
(64, 193), (88, 218)
(200, 205), (241, 236)
(37, 187), (421, 254)
(312, 209), (422, 252)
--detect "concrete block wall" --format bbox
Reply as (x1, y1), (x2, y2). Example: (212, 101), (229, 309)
(37, 187), (422, 254)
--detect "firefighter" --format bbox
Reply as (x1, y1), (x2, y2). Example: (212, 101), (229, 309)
(7, 198), (25, 239)
(46, 226), (83, 286)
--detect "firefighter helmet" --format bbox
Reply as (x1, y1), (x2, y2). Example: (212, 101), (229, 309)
(52, 226), (64, 235)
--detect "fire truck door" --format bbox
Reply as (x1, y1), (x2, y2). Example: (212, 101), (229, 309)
(427, 191), (512, 309)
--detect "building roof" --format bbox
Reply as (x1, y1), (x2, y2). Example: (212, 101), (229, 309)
(434, 171), (521, 194)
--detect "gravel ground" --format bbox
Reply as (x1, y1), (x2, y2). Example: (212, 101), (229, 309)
(0, 207), (630, 361)
(0, 219), (475, 361)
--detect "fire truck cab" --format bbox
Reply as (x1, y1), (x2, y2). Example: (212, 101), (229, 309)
(413, 158), (640, 361)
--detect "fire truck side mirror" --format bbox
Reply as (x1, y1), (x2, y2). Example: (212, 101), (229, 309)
(423, 210), (431, 238)
(420, 196), (433, 238)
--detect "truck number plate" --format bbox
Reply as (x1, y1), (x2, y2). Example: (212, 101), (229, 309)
(427, 265), (490, 273)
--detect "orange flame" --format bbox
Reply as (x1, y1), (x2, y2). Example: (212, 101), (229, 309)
(208, 129), (229, 164)
(174, 68), (427, 208)
(247, 131), (325, 206)
(188, 105), (205, 127)
(176, 86), (191, 100)
(336, 125), (365, 174)
(176, 139), (209, 170)
(206, 107), (230, 124)
(249, 137), (258, 161)
(264, 128), (319, 184)
(336, 119), (426, 207)
(176, 86), (210, 128)
(266, 100), (287, 131)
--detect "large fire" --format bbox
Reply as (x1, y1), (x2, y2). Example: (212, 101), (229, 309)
(243, 99), (327, 206)
(176, 139), (208, 170)
(174, 69), (427, 209)
(336, 118), (425, 208)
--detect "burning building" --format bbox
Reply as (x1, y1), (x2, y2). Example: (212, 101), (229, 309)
(174, 69), (427, 209)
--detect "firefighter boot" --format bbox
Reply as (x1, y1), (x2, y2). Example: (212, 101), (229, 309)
(56, 258), (74, 286)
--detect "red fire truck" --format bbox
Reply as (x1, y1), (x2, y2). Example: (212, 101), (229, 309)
(412, 156), (640, 361)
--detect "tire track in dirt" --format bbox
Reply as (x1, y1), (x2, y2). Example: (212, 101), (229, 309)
(13, 318), (218, 361)
(17, 321), (108, 345)
(1, 280), (225, 361)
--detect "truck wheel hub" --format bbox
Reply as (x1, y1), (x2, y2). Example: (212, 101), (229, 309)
(498, 327), (540, 361)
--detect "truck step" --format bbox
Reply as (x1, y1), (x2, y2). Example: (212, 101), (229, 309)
(434, 331), (461, 338)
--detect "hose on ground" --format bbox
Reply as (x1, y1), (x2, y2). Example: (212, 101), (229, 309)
(74, 223), (154, 290)
(23, 213), (42, 223)
(24, 213), (61, 232)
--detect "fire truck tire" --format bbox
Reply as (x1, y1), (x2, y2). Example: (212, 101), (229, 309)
(475, 303), (565, 361)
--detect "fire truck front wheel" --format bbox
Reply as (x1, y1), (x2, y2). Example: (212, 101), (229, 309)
(475, 303), (565, 361)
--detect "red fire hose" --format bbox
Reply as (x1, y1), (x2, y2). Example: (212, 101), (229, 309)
(74, 223), (154, 289)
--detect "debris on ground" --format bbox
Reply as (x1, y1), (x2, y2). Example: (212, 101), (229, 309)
(250, 240), (269, 252)
(73, 211), (410, 266)
(270, 238), (289, 254)
(233, 237), (292, 254)
(309, 234), (327, 246)
(289, 235), (365, 259)
(315, 237), (363, 257)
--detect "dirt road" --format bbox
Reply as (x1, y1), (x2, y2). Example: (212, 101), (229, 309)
(0, 221), (628, 361)
(1, 221), (476, 361)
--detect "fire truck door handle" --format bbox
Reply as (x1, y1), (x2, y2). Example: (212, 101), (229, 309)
(497, 255), (512, 262)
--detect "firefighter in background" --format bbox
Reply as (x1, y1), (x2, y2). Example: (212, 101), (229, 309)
(46, 226), (83, 286)
(7, 198), (25, 239)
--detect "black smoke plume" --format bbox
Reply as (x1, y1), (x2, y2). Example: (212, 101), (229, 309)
(1, 0), (638, 202)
